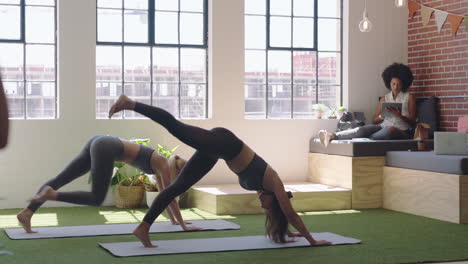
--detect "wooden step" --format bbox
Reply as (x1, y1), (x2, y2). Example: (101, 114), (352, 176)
(187, 182), (351, 215)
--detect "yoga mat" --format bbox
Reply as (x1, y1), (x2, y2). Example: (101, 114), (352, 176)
(99, 232), (361, 257)
(0, 250), (13, 256)
(5, 220), (239, 240)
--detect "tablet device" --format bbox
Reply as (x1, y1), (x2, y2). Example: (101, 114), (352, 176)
(381, 102), (402, 117)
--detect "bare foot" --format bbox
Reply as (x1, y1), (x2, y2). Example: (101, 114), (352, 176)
(133, 222), (157, 248)
(29, 186), (57, 203)
(108, 94), (135, 119)
(17, 208), (37, 233)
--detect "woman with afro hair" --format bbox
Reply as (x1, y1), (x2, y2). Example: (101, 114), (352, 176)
(319, 63), (416, 146)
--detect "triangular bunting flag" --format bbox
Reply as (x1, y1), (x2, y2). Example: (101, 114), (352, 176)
(421, 5), (434, 26)
(464, 17), (468, 31)
(434, 9), (448, 32)
(408, 0), (420, 18)
(448, 14), (463, 36)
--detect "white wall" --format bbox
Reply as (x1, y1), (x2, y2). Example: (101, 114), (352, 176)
(0, 0), (407, 209)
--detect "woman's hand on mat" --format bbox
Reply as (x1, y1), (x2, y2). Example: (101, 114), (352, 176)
(311, 240), (332, 246)
(287, 231), (303, 237)
(173, 221), (192, 225)
(182, 225), (203, 231)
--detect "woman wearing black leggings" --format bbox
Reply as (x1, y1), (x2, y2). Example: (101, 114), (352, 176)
(16, 135), (196, 234)
(109, 95), (331, 248)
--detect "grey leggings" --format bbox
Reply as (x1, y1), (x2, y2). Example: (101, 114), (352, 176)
(27, 135), (124, 212)
(334, 124), (410, 140)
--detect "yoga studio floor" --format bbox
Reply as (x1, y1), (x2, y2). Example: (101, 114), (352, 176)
(1, 207), (468, 264)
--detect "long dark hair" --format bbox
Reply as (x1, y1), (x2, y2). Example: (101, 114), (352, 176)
(265, 196), (289, 243)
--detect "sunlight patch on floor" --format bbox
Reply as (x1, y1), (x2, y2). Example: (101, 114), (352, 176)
(98, 210), (169, 224)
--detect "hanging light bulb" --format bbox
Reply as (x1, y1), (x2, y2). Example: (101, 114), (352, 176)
(358, 0), (373, 32)
(394, 0), (407, 8)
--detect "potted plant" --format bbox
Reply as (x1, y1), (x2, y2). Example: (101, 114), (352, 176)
(337, 106), (347, 119)
(312, 103), (327, 119)
(328, 107), (338, 119)
(144, 144), (179, 207)
(111, 138), (150, 208)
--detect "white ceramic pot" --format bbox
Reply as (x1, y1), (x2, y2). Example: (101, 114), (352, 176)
(145, 191), (159, 207)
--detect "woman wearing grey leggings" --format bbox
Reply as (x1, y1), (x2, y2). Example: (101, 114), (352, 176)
(16, 135), (199, 233)
(319, 63), (417, 147)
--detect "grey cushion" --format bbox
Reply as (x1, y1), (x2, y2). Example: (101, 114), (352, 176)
(310, 138), (433, 157)
(386, 151), (468, 175)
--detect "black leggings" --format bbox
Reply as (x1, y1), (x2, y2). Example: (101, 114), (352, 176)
(27, 135), (123, 212)
(134, 102), (244, 224)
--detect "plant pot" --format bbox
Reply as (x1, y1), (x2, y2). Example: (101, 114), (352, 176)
(314, 110), (323, 119)
(145, 191), (159, 208)
(114, 185), (145, 208)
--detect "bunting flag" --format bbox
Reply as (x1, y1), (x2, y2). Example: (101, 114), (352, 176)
(420, 5), (434, 26)
(408, 0), (420, 18)
(448, 14), (464, 36)
(465, 16), (468, 31)
(434, 9), (448, 32)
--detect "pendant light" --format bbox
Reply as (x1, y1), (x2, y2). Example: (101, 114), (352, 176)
(358, 0), (373, 32)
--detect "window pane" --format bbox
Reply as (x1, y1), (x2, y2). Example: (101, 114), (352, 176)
(270, 16), (291, 47)
(180, 0), (203, 12)
(0, 43), (24, 80)
(268, 84), (291, 119)
(3, 81), (24, 119)
(155, 0), (178, 11)
(293, 85), (315, 118)
(98, 9), (122, 42)
(0, 5), (20, 40)
(0, 0), (20, 4)
(96, 82), (122, 119)
(26, 0), (55, 6)
(124, 0), (147, 10)
(155, 11), (178, 44)
(294, 0), (314, 17)
(245, 0), (265, 15)
(26, 81), (55, 119)
(180, 83), (205, 118)
(270, 0), (291, 16)
(318, 84), (339, 110)
(318, 18), (340, 51)
(153, 47), (179, 83)
(245, 50), (266, 84)
(318, 52), (340, 85)
(124, 46), (150, 82)
(98, 0), (121, 9)
(180, 13), (203, 45)
(268, 50), (291, 84)
(153, 83), (179, 117)
(293, 17), (313, 48)
(245, 15), (265, 49)
(96, 46), (122, 81)
(26, 6), (55, 43)
(293, 51), (316, 84)
(26, 44), (55, 81)
(180, 48), (205, 83)
(318, 0), (340, 17)
(124, 10), (148, 43)
(124, 82), (151, 119)
(245, 84), (266, 119)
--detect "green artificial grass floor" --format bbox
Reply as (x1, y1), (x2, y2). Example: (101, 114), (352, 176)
(1, 207), (468, 264)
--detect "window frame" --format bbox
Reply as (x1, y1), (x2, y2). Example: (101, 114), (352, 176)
(0, 0), (58, 120)
(245, 0), (343, 119)
(96, 0), (209, 119)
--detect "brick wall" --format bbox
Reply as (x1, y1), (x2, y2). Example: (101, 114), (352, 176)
(408, 0), (468, 131)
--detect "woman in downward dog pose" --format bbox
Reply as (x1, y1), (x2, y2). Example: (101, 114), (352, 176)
(16, 135), (198, 233)
(109, 95), (332, 248)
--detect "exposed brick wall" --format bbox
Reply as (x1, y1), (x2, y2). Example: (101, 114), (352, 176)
(408, 0), (468, 131)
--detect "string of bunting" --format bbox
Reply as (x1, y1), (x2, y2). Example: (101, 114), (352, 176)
(408, 0), (467, 36)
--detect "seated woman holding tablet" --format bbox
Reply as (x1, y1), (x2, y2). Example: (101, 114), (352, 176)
(319, 63), (417, 147)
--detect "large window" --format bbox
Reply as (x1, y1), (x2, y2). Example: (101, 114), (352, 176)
(96, 0), (208, 119)
(245, 0), (342, 119)
(0, 0), (56, 119)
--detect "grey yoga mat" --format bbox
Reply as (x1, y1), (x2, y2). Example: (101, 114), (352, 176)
(5, 220), (239, 240)
(99, 232), (361, 257)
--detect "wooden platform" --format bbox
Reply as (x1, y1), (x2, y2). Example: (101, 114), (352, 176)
(187, 182), (351, 215)
(308, 153), (385, 209)
(383, 166), (468, 224)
